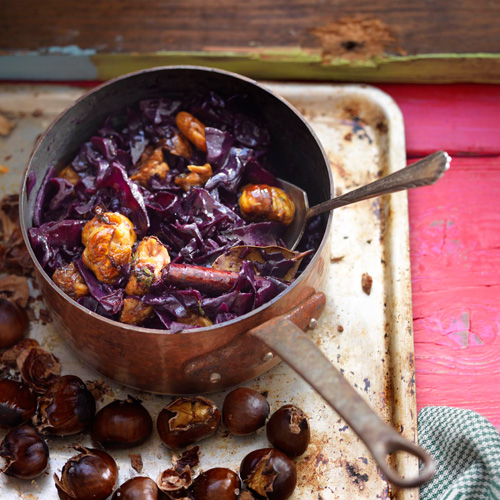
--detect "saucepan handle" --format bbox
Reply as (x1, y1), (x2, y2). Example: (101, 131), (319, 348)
(249, 293), (436, 489)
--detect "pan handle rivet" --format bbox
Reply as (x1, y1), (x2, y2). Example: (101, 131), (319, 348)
(308, 318), (318, 330)
(209, 372), (221, 384)
(262, 352), (274, 362)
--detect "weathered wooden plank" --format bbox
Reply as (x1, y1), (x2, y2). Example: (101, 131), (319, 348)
(408, 156), (500, 427)
(2, 0), (500, 55)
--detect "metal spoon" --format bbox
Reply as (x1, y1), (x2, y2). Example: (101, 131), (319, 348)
(282, 151), (451, 250)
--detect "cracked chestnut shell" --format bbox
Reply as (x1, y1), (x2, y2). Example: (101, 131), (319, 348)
(0, 425), (49, 479)
(16, 345), (61, 394)
(240, 448), (297, 500)
(157, 396), (221, 450)
(0, 298), (29, 349)
(223, 388), (269, 436)
(35, 375), (96, 436)
(112, 476), (161, 500)
(157, 466), (192, 497)
(91, 395), (152, 448)
(0, 379), (37, 429)
(190, 467), (241, 500)
(266, 405), (310, 458)
(54, 447), (118, 500)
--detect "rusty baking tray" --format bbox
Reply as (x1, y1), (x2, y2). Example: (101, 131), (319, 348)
(0, 82), (418, 499)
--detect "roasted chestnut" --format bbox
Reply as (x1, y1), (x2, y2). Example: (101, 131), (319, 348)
(0, 425), (49, 479)
(223, 388), (269, 436)
(112, 476), (161, 500)
(91, 395), (153, 448)
(190, 467), (241, 500)
(54, 447), (118, 500)
(0, 298), (29, 349)
(240, 448), (297, 500)
(156, 466), (192, 497)
(17, 345), (61, 393)
(36, 375), (96, 435)
(1, 338), (39, 366)
(266, 405), (310, 458)
(0, 379), (37, 429)
(157, 396), (221, 450)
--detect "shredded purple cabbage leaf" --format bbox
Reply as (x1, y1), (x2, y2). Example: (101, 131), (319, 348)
(28, 91), (322, 331)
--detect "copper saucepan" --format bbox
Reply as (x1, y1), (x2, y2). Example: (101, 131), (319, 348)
(20, 66), (435, 488)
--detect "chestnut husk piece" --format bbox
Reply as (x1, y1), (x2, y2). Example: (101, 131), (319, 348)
(190, 467), (241, 500)
(157, 396), (221, 450)
(0, 298), (29, 349)
(156, 466), (193, 498)
(173, 445), (200, 472)
(91, 395), (153, 448)
(54, 446), (118, 500)
(266, 405), (310, 458)
(1, 338), (39, 366)
(0, 425), (49, 479)
(112, 476), (162, 500)
(240, 448), (297, 500)
(36, 375), (96, 436)
(0, 379), (37, 429)
(223, 388), (269, 436)
(16, 345), (61, 394)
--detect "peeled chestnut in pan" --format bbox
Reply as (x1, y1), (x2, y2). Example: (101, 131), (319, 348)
(266, 404), (310, 458)
(35, 375), (96, 436)
(91, 395), (152, 448)
(240, 448), (297, 500)
(0, 298), (29, 349)
(0, 379), (37, 429)
(0, 425), (49, 479)
(54, 446), (118, 500)
(223, 388), (269, 436)
(157, 396), (221, 449)
(112, 476), (161, 500)
(190, 467), (241, 500)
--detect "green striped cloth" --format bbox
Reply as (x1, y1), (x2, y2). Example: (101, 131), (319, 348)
(418, 407), (500, 499)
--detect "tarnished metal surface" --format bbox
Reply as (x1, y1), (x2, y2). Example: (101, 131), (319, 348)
(0, 83), (417, 499)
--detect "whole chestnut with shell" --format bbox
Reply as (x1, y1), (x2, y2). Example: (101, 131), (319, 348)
(222, 387), (269, 436)
(240, 448), (297, 500)
(54, 447), (118, 500)
(91, 395), (153, 448)
(35, 375), (96, 436)
(0, 298), (29, 349)
(0, 379), (37, 429)
(0, 425), (49, 480)
(112, 476), (161, 500)
(266, 404), (310, 457)
(157, 396), (220, 450)
(190, 467), (241, 500)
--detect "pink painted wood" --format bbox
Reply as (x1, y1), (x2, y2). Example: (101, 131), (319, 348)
(378, 84), (500, 428)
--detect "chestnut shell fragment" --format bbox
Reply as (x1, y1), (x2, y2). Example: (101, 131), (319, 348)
(190, 467), (241, 500)
(240, 448), (297, 500)
(0, 379), (37, 429)
(54, 447), (118, 500)
(16, 345), (61, 394)
(223, 387), (269, 436)
(157, 396), (221, 450)
(1, 338), (39, 366)
(112, 476), (161, 500)
(36, 375), (96, 436)
(156, 466), (193, 497)
(0, 298), (29, 349)
(0, 425), (49, 479)
(266, 404), (310, 457)
(91, 395), (152, 448)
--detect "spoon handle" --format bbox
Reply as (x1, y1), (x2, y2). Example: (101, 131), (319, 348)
(307, 151), (451, 220)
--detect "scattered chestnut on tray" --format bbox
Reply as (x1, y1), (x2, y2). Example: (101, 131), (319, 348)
(91, 395), (152, 448)
(240, 448), (297, 500)
(223, 387), (269, 436)
(190, 467), (241, 500)
(0, 298), (29, 349)
(0, 379), (37, 429)
(54, 447), (118, 500)
(157, 396), (221, 450)
(35, 375), (96, 436)
(0, 425), (49, 480)
(112, 476), (161, 500)
(266, 404), (310, 458)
